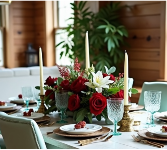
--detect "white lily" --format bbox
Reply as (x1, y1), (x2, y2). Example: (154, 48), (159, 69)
(85, 71), (114, 93)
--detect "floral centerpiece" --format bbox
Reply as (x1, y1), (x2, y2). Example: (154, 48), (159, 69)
(42, 58), (138, 123)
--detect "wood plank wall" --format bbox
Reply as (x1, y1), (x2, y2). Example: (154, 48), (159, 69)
(6, 1), (54, 68)
(118, 1), (165, 87)
(9, 1), (35, 67)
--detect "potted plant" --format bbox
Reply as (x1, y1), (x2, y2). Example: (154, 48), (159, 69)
(56, 1), (128, 73)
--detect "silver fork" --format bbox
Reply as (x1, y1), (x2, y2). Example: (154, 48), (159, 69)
(131, 135), (164, 148)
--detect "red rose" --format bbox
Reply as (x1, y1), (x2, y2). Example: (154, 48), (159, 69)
(103, 73), (115, 81)
(112, 89), (124, 98)
(70, 76), (88, 93)
(89, 93), (107, 116)
(60, 80), (70, 91)
(68, 94), (80, 111)
(45, 90), (55, 100)
(44, 76), (57, 86)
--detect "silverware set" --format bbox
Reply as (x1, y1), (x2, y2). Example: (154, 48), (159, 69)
(78, 133), (113, 146)
(132, 135), (164, 148)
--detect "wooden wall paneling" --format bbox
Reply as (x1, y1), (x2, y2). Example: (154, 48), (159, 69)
(12, 1), (34, 9)
(14, 25), (34, 31)
(14, 30), (35, 39)
(159, 2), (166, 79)
(127, 48), (160, 52)
(120, 15), (160, 29)
(120, 3), (161, 17)
(119, 1), (159, 6)
(129, 60), (159, 70)
(14, 45), (28, 53)
(13, 9), (34, 17)
(13, 17), (34, 25)
(128, 29), (160, 39)
(34, 1), (45, 63)
(128, 51), (160, 61)
(125, 38), (160, 48)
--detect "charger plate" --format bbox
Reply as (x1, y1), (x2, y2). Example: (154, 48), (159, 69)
(53, 126), (111, 137)
(0, 105), (21, 112)
(138, 129), (167, 141)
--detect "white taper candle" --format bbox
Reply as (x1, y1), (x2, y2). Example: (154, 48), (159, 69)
(124, 50), (129, 105)
(85, 31), (90, 70)
(39, 47), (44, 95)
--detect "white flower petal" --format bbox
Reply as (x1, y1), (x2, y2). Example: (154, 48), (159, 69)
(95, 87), (102, 93)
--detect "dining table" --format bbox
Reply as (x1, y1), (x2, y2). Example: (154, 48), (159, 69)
(1, 101), (167, 149)
(38, 110), (167, 149)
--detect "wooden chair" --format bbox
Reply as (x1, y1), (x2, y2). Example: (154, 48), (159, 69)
(0, 112), (46, 149)
(138, 82), (167, 112)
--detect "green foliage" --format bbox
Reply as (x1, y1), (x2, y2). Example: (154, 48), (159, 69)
(56, 1), (128, 73)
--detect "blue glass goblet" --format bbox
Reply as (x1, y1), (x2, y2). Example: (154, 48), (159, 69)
(55, 92), (69, 123)
(107, 98), (124, 136)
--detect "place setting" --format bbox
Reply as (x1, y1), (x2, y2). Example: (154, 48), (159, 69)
(0, 100), (22, 114)
(10, 108), (52, 125)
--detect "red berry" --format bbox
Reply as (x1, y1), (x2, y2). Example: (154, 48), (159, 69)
(18, 94), (22, 99)
(74, 124), (81, 129)
(23, 112), (27, 116)
(78, 121), (86, 128)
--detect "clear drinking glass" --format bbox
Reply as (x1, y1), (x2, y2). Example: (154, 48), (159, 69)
(55, 92), (69, 123)
(107, 98), (124, 136)
(33, 87), (41, 111)
(21, 86), (34, 111)
(144, 90), (161, 127)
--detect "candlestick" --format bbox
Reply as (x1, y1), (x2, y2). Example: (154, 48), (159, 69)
(124, 50), (128, 105)
(39, 47), (44, 95)
(85, 31), (90, 69)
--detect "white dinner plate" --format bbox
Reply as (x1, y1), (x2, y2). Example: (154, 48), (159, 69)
(11, 112), (44, 119)
(147, 126), (167, 137)
(60, 124), (102, 135)
(0, 103), (16, 110)
(9, 97), (36, 104)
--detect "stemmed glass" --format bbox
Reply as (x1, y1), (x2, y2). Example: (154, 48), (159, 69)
(107, 98), (124, 136)
(33, 87), (41, 111)
(21, 86), (34, 111)
(144, 90), (161, 127)
(55, 92), (69, 123)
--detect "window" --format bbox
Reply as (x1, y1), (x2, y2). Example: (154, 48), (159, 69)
(54, 0), (74, 66)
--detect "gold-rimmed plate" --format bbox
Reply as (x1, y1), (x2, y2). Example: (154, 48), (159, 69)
(138, 129), (167, 141)
(53, 126), (111, 138)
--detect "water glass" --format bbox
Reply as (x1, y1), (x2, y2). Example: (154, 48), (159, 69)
(33, 87), (41, 111)
(144, 90), (161, 127)
(55, 92), (69, 123)
(107, 98), (124, 136)
(22, 86), (34, 111)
